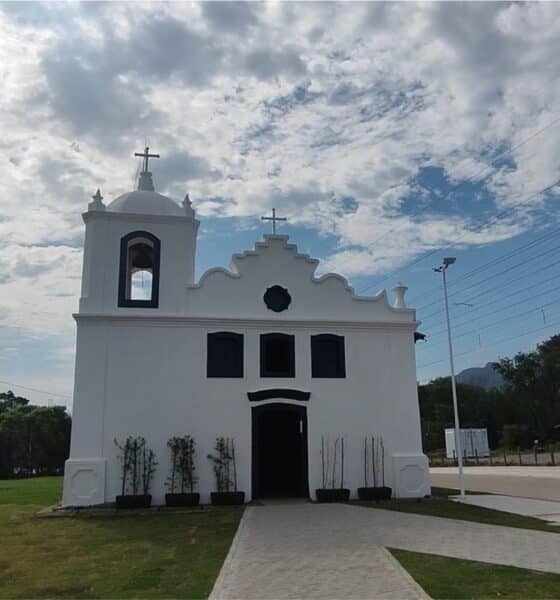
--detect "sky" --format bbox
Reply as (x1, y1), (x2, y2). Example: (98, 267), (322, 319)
(1, 1), (560, 408)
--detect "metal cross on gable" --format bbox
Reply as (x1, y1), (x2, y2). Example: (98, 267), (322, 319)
(261, 208), (287, 234)
(134, 146), (160, 173)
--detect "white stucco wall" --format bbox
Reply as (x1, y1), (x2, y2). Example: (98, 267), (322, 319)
(79, 210), (199, 315)
(63, 228), (430, 506)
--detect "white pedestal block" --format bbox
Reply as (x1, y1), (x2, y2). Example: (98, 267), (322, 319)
(62, 458), (107, 506)
(391, 453), (430, 498)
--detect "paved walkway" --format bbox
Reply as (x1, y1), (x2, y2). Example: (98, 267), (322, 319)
(431, 466), (560, 501)
(210, 503), (560, 599)
(453, 494), (560, 524)
(210, 504), (428, 599)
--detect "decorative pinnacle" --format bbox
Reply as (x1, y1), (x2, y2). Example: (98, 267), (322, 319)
(392, 282), (408, 309)
(88, 188), (106, 211)
(183, 192), (195, 218)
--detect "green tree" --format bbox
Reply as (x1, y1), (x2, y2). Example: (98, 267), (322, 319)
(0, 390), (28, 414)
(418, 378), (497, 451)
(495, 334), (560, 443)
(0, 392), (71, 476)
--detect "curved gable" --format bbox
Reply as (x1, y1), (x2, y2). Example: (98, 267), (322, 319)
(186, 235), (416, 324)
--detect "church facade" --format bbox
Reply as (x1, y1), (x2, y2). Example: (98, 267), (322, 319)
(62, 156), (430, 506)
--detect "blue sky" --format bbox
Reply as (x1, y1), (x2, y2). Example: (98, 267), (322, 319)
(1, 2), (560, 407)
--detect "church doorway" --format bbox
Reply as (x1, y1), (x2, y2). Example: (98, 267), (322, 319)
(252, 403), (309, 499)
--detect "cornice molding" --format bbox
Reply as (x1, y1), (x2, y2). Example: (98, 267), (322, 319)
(83, 211), (199, 226)
(73, 313), (419, 331)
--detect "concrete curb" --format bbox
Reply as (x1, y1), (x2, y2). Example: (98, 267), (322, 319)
(382, 547), (431, 599)
(209, 507), (251, 600)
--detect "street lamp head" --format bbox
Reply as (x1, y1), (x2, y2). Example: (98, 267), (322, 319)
(443, 257), (456, 266)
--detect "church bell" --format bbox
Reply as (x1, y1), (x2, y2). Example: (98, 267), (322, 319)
(130, 243), (154, 270)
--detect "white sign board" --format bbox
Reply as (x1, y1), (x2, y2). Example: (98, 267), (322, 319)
(445, 428), (489, 459)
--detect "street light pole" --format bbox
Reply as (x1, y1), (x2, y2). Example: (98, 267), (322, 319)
(435, 257), (466, 499)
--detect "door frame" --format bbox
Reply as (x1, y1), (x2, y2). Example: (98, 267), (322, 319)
(251, 402), (309, 499)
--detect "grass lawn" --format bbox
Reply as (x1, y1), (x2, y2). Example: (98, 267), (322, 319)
(356, 486), (560, 534)
(0, 475), (63, 505)
(391, 548), (560, 599)
(0, 477), (242, 599)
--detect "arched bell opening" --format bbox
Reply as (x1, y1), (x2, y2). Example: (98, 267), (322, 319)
(118, 231), (160, 308)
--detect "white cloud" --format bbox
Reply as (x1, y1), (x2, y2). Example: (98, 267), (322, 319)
(1, 0), (560, 345)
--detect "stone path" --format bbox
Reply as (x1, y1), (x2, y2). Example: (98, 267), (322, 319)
(431, 466), (560, 501)
(210, 503), (560, 600)
(210, 504), (429, 599)
(453, 493), (560, 524)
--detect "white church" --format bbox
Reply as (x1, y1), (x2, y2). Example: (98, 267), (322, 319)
(62, 149), (430, 506)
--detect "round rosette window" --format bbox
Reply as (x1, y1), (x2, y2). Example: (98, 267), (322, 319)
(263, 285), (292, 312)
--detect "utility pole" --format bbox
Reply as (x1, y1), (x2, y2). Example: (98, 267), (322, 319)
(434, 257), (466, 498)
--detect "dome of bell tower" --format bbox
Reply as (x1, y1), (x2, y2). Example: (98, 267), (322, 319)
(106, 147), (187, 217)
(107, 188), (184, 216)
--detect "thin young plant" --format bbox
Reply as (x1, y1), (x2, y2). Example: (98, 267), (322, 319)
(332, 437), (339, 489)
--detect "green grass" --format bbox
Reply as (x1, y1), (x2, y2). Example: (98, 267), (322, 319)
(0, 477), (242, 599)
(391, 548), (560, 599)
(356, 486), (560, 534)
(0, 476), (63, 505)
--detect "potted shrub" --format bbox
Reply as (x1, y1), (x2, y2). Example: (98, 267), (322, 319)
(207, 437), (245, 505)
(165, 435), (199, 507)
(114, 436), (157, 509)
(315, 436), (350, 502)
(357, 435), (392, 501)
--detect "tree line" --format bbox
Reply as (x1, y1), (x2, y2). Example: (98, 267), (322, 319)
(0, 391), (71, 477)
(419, 333), (560, 452)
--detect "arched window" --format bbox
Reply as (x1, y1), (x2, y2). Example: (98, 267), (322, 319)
(118, 231), (160, 308)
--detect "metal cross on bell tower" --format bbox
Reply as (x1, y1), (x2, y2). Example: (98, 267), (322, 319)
(134, 146), (160, 173)
(261, 208), (287, 234)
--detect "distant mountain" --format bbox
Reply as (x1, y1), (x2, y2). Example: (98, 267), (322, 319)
(456, 362), (505, 390)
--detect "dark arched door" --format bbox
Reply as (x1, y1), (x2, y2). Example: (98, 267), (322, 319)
(251, 403), (309, 499)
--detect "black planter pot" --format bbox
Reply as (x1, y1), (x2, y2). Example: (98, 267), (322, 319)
(315, 488), (350, 503)
(165, 493), (200, 507)
(380, 486), (392, 500)
(115, 494), (152, 509)
(210, 491), (245, 506)
(357, 486), (392, 501)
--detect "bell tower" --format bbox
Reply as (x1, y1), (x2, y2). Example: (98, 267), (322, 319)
(78, 149), (199, 315)
(63, 149), (200, 506)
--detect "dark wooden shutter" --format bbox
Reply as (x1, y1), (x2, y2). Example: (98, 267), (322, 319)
(260, 333), (295, 377)
(207, 332), (244, 377)
(311, 334), (346, 378)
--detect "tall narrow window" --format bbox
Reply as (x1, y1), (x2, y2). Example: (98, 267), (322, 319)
(118, 231), (160, 308)
(260, 333), (295, 378)
(207, 332), (244, 378)
(311, 334), (346, 378)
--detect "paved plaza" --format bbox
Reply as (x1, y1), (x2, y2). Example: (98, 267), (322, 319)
(452, 493), (560, 524)
(431, 466), (560, 501)
(210, 502), (560, 599)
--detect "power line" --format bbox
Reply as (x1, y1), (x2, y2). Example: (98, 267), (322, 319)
(427, 277), (560, 338)
(424, 297), (560, 348)
(419, 254), (560, 324)
(408, 226), (560, 305)
(417, 317), (560, 371)
(0, 379), (72, 400)
(417, 239), (560, 317)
